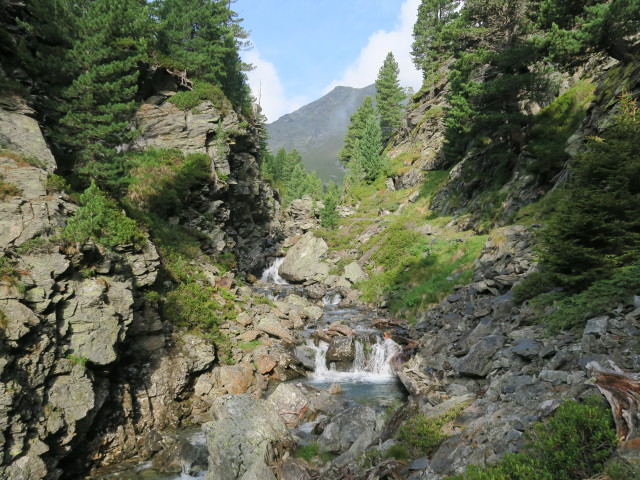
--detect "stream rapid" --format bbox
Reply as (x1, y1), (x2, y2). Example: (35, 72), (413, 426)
(102, 259), (406, 479)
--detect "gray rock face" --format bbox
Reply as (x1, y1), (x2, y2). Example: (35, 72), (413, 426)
(279, 233), (329, 283)
(0, 108), (56, 171)
(203, 395), (294, 480)
(129, 96), (282, 273)
(454, 335), (506, 377)
(318, 405), (382, 454)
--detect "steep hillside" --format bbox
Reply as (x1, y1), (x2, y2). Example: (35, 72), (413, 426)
(267, 84), (376, 183)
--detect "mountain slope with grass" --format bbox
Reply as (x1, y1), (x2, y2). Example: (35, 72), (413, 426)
(266, 84), (376, 183)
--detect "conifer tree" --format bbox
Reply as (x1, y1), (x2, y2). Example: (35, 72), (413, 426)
(57, 0), (149, 179)
(375, 52), (405, 141)
(307, 171), (323, 198)
(338, 96), (376, 165)
(283, 163), (310, 206)
(321, 181), (341, 229)
(412, 0), (462, 81)
(153, 0), (253, 108)
(357, 115), (384, 182)
(539, 93), (640, 291)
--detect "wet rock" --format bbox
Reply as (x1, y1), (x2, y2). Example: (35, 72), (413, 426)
(203, 395), (294, 480)
(326, 337), (355, 363)
(293, 346), (316, 370)
(151, 439), (208, 475)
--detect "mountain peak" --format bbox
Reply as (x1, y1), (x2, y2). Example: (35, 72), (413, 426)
(267, 84), (376, 183)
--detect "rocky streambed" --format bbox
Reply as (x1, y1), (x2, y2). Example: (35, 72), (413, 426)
(93, 259), (408, 480)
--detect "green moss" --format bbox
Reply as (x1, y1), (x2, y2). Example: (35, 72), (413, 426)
(168, 80), (228, 112)
(385, 444), (411, 460)
(238, 339), (260, 351)
(294, 443), (320, 461)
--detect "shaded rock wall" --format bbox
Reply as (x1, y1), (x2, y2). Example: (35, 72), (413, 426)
(129, 84), (282, 273)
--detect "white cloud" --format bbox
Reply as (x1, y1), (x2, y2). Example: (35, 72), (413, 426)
(324, 0), (422, 93)
(243, 49), (309, 122)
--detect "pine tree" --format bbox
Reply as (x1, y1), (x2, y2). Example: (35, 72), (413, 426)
(307, 171), (324, 199)
(57, 0), (150, 179)
(321, 181), (341, 229)
(153, 0), (253, 108)
(338, 96), (376, 165)
(538, 0), (640, 63)
(375, 52), (405, 141)
(411, 0), (463, 81)
(283, 149), (304, 184)
(283, 163), (310, 206)
(357, 115), (384, 182)
(539, 93), (640, 291)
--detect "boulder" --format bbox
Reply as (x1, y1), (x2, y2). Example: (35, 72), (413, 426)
(318, 405), (382, 454)
(326, 337), (355, 363)
(203, 395), (294, 480)
(256, 315), (294, 343)
(343, 262), (368, 283)
(454, 335), (506, 377)
(279, 234), (329, 283)
(151, 439), (208, 475)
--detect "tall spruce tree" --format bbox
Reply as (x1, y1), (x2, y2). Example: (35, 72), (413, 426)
(153, 0), (252, 108)
(411, 0), (462, 81)
(57, 0), (149, 180)
(375, 52), (405, 141)
(321, 181), (341, 229)
(338, 96), (376, 165)
(357, 114), (384, 182)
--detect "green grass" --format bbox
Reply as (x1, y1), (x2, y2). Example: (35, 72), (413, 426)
(397, 404), (466, 457)
(238, 339), (260, 351)
(0, 175), (22, 200)
(127, 149), (210, 217)
(527, 80), (596, 182)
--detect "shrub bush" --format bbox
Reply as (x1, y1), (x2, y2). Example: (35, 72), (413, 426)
(0, 175), (22, 200)
(168, 80), (228, 111)
(447, 398), (617, 480)
(63, 182), (144, 248)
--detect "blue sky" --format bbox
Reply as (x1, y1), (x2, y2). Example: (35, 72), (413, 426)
(234, 0), (422, 122)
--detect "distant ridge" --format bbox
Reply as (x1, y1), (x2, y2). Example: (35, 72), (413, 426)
(266, 84), (376, 183)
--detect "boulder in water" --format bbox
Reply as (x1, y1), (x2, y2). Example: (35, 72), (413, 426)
(326, 336), (355, 363)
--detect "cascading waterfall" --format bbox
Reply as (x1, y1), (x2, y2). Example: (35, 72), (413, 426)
(308, 336), (400, 383)
(322, 292), (342, 306)
(260, 257), (288, 285)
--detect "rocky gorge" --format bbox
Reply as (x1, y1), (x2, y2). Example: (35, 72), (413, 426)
(1, 4), (640, 479)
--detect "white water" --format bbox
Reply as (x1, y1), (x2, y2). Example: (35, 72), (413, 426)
(307, 336), (400, 383)
(259, 257), (288, 285)
(322, 292), (342, 306)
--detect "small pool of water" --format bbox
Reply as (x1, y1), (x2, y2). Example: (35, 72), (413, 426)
(304, 377), (407, 408)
